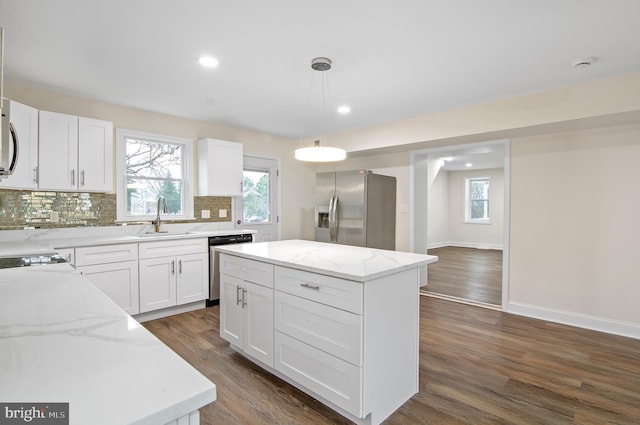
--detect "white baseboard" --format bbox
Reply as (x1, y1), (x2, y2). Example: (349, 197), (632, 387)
(134, 301), (206, 323)
(508, 302), (640, 340)
(427, 241), (503, 250)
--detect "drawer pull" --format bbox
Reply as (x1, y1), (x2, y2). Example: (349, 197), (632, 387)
(300, 283), (320, 290)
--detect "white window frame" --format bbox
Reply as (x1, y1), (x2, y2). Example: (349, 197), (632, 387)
(464, 176), (491, 224)
(115, 128), (194, 222)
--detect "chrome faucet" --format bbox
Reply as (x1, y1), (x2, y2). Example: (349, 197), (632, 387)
(151, 196), (168, 232)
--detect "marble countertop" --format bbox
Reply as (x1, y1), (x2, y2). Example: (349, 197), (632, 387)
(0, 227), (256, 257)
(215, 239), (438, 282)
(0, 264), (216, 425)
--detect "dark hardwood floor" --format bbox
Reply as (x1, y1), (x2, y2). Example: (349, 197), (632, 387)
(144, 299), (640, 425)
(424, 246), (502, 306)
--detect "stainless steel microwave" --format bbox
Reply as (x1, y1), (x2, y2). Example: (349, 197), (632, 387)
(0, 97), (19, 178)
(0, 27), (17, 179)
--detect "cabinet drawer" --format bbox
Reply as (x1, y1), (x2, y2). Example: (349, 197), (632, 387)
(275, 266), (363, 314)
(275, 291), (362, 365)
(275, 331), (362, 418)
(139, 238), (207, 259)
(219, 254), (274, 288)
(75, 243), (138, 266)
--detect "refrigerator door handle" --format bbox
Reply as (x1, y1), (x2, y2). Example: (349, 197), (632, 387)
(328, 195), (335, 242)
(330, 195), (339, 242)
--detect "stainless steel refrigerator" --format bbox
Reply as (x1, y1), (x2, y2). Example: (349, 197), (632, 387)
(315, 170), (396, 250)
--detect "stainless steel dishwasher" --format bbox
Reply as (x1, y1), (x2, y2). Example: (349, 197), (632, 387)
(206, 233), (254, 306)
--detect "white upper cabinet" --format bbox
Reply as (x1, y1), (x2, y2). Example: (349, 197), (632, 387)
(78, 117), (113, 192)
(0, 100), (39, 190)
(197, 138), (243, 196)
(38, 111), (78, 190)
(39, 110), (113, 192)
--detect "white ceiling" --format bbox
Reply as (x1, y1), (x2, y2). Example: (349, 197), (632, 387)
(425, 142), (506, 171)
(1, 0), (640, 142)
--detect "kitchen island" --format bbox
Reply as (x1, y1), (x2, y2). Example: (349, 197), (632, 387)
(0, 264), (216, 425)
(215, 239), (437, 425)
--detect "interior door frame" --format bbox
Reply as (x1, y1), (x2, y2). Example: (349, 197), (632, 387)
(409, 139), (510, 310)
(234, 154), (281, 242)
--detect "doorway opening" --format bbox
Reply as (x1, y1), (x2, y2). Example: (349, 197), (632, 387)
(411, 140), (510, 309)
(234, 155), (281, 243)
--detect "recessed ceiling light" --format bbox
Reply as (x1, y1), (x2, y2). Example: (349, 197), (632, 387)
(337, 105), (351, 114)
(465, 163), (473, 167)
(199, 56), (219, 68)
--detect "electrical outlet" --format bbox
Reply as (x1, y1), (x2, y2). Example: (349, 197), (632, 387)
(201, 210), (210, 219)
(219, 209), (227, 218)
(50, 211), (59, 223)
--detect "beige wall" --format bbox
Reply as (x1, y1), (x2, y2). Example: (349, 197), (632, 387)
(447, 168), (504, 249)
(329, 71), (640, 154)
(317, 73), (640, 336)
(509, 123), (640, 324)
(426, 159), (448, 248)
(5, 83), (317, 241)
(8, 73), (640, 336)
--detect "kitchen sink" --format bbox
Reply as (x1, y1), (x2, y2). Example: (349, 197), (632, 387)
(137, 231), (202, 237)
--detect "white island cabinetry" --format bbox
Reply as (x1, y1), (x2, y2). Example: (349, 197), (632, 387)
(215, 240), (438, 425)
(219, 254), (274, 367)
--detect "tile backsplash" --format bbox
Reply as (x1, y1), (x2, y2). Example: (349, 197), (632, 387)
(0, 189), (232, 230)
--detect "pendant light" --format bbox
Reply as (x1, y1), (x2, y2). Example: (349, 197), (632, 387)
(294, 57), (347, 162)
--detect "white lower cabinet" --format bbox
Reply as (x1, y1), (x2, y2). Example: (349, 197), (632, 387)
(139, 239), (208, 314)
(75, 243), (139, 315)
(78, 261), (140, 315)
(139, 252), (208, 313)
(219, 254), (274, 367)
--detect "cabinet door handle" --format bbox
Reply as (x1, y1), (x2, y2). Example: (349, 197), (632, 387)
(236, 285), (242, 305)
(33, 166), (39, 184)
(242, 288), (247, 308)
(171, 260), (175, 274)
(71, 169), (76, 186)
(178, 259), (182, 274)
(81, 170), (85, 186)
(300, 283), (320, 290)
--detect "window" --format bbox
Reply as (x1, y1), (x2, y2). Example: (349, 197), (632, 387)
(242, 169), (271, 223)
(465, 177), (490, 223)
(115, 129), (193, 221)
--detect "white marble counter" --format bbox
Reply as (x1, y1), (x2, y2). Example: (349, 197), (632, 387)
(0, 224), (256, 257)
(215, 239), (437, 282)
(0, 264), (216, 425)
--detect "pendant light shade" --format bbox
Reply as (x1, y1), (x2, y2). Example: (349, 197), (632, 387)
(295, 140), (347, 162)
(295, 57), (347, 162)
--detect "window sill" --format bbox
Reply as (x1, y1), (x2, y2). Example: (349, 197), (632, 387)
(463, 220), (492, 225)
